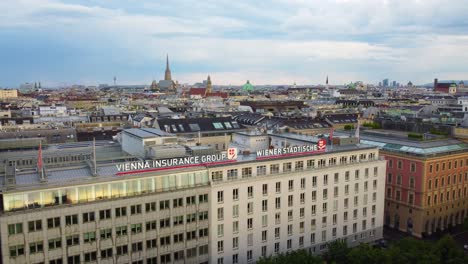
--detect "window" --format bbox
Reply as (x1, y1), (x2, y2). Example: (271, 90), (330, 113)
(186, 196), (196, 206)
(173, 198), (183, 208)
(411, 162), (416, 172)
(28, 220), (42, 232)
(284, 162), (292, 172)
(323, 174), (328, 185)
(46, 217), (61, 229)
(132, 242), (143, 252)
(199, 211), (209, 221)
(174, 250), (185, 261)
(68, 255), (80, 264)
(218, 208), (224, 220)
(84, 251), (97, 263)
(288, 195), (293, 207)
(247, 250), (253, 262)
(116, 245), (128, 256)
(296, 161), (304, 171)
(312, 176), (317, 187)
(233, 254), (239, 264)
(101, 248), (113, 259)
(116, 206), (127, 217)
(100, 228), (112, 239)
(270, 164), (280, 174)
(247, 218), (253, 229)
(233, 204), (239, 218)
(116, 226), (127, 236)
(99, 209), (111, 220)
(160, 218), (170, 229)
(199, 194), (208, 203)
(218, 224), (224, 237)
(84, 231), (96, 243)
(131, 223), (143, 234)
(217, 240), (224, 253)
(48, 238), (62, 250)
(276, 182), (281, 193)
(173, 215), (184, 226)
(227, 169), (238, 180)
(66, 234), (80, 246)
(242, 167), (252, 178)
(262, 199), (268, 212)
(29, 241), (44, 254)
(233, 221), (239, 233)
(248, 186), (253, 198)
(212, 171), (223, 181)
(9, 245), (24, 257)
(275, 227), (280, 239)
(186, 213), (196, 224)
(161, 253), (171, 264)
(160, 236), (171, 246)
(218, 191), (224, 203)
(83, 212), (95, 223)
(233, 236), (239, 249)
(8, 223), (23, 235)
(263, 184), (268, 195)
(127, 204), (141, 216)
(257, 165), (267, 176)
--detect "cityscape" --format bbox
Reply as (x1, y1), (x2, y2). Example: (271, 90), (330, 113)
(1, 1), (468, 264)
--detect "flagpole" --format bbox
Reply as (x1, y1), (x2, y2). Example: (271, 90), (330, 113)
(93, 137), (97, 175)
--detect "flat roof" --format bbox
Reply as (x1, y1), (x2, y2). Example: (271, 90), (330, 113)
(1, 143), (377, 192)
(123, 128), (174, 138)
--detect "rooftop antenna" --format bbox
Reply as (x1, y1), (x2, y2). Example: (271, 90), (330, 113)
(37, 141), (46, 182)
(93, 137), (97, 176)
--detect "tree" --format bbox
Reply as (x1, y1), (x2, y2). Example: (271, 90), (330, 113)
(346, 243), (389, 264)
(257, 250), (322, 264)
(434, 235), (468, 264)
(324, 240), (350, 264)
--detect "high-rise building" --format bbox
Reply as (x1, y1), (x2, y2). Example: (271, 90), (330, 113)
(0, 131), (386, 264)
(382, 79), (389, 87)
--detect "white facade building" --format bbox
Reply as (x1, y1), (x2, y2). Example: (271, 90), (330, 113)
(0, 139), (385, 264)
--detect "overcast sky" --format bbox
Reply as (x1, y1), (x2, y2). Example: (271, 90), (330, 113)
(1, 0), (468, 87)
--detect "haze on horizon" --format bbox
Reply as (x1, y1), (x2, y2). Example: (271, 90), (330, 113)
(1, 0), (468, 87)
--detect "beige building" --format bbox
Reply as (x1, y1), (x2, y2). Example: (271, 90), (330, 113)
(0, 89), (18, 99)
(0, 138), (385, 264)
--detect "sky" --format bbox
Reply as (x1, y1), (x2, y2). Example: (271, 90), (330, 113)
(1, 0), (468, 87)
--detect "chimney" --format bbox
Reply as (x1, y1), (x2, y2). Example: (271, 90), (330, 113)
(434, 78), (438, 91)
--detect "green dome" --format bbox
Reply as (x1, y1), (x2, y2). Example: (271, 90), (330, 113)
(242, 80), (254, 92)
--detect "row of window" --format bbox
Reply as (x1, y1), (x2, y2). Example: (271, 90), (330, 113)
(10, 228), (209, 257)
(214, 162), (378, 182)
(428, 159), (468, 173)
(218, 176), (378, 203)
(216, 212), (377, 238)
(216, 227), (377, 263)
(10, 244), (209, 263)
(8, 211), (209, 235)
(427, 173), (468, 190)
(426, 187), (468, 206)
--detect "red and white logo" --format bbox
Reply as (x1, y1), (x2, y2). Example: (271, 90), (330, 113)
(317, 139), (327, 151)
(227, 148), (238, 160)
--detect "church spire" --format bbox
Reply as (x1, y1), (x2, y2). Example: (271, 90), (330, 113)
(164, 54), (172, 81)
(206, 75), (212, 94)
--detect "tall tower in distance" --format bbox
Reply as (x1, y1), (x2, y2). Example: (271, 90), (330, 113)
(206, 75), (212, 94)
(164, 54), (172, 81)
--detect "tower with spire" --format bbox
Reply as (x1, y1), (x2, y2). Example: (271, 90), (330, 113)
(164, 54), (172, 81)
(206, 75), (212, 94)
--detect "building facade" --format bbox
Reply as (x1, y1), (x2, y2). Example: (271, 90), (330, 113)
(361, 136), (468, 238)
(0, 141), (386, 264)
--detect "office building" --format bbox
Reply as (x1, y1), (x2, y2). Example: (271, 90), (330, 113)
(0, 131), (386, 264)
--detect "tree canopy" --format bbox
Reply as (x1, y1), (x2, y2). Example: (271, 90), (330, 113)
(257, 235), (467, 264)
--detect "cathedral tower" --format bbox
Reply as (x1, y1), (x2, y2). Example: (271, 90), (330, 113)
(164, 54), (172, 81)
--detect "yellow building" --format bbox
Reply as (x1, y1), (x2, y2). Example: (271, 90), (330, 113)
(0, 89), (18, 99)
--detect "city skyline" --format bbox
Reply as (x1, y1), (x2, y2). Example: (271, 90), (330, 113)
(1, 0), (468, 87)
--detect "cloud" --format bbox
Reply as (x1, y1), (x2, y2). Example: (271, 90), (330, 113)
(0, 0), (468, 87)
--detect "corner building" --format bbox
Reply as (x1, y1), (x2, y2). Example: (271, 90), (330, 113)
(0, 144), (385, 264)
(362, 136), (468, 238)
